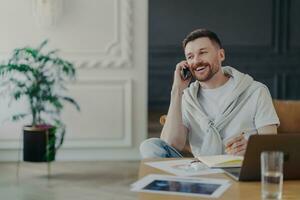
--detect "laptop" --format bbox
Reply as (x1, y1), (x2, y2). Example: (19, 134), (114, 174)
(223, 134), (300, 181)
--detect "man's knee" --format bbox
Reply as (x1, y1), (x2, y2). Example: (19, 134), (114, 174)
(139, 138), (168, 159)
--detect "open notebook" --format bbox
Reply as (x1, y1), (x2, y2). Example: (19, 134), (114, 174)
(196, 155), (244, 168)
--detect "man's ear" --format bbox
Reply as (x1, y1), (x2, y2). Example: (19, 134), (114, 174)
(219, 49), (225, 62)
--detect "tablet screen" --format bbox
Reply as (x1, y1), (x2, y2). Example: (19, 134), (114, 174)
(143, 179), (221, 195)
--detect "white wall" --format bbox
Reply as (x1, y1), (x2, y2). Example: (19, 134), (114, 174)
(0, 0), (148, 161)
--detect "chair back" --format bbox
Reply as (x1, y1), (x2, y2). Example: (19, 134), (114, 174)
(273, 100), (300, 134)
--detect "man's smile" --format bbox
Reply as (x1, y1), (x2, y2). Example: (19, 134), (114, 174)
(195, 66), (208, 72)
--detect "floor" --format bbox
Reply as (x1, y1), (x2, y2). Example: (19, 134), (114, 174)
(0, 161), (139, 200)
(0, 111), (163, 200)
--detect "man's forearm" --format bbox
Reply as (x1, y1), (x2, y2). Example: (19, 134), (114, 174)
(160, 88), (187, 150)
(258, 124), (278, 134)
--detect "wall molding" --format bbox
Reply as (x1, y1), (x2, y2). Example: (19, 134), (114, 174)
(75, 0), (133, 69)
(0, 0), (134, 69)
(0, 78), (133, 149)
(63, 78), (133, 148)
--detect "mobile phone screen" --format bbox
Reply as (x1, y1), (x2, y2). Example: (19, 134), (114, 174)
(181, 67), (192, 80)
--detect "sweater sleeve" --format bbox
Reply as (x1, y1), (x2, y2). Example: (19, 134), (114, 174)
(254, 86), (280, 129)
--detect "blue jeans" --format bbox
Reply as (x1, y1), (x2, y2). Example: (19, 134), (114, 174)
(139, 138), (184, 159)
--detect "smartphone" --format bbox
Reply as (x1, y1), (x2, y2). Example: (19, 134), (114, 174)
(181, 67), (192, 80)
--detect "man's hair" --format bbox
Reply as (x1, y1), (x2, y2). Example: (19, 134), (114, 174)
(182, 29), (222, 49)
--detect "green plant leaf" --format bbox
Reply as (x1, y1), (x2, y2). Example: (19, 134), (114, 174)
(46, 49), (59, 57)
(48, 96), (64, 111)
(24, 48), (38, 59)
(11, 113), (28, 122)
(61, 96), (80, 111)
(37, 39), (48, 51)
(13, 91), (23, 100)
(0, 40), (80, 151)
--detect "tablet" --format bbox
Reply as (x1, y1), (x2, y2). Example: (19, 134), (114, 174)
(131, 174), (231, 198)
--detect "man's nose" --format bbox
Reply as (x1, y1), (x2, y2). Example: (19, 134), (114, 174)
(191, 56), (203, 67)
(194, 54), (203, 63)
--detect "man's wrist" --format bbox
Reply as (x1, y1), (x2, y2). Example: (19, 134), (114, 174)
(171, 88), (184, 96)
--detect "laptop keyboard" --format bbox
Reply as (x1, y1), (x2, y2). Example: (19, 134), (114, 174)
(223, 167), (241, 178)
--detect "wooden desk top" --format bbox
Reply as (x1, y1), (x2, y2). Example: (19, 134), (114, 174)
(138, 159), (300, 200)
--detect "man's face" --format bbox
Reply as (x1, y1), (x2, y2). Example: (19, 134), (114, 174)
(184, 37), (225, 82)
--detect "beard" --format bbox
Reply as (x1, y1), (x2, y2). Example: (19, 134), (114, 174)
(192, 62), (219, 82)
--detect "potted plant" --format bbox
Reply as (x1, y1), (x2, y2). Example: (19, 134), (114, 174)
(0, 40), (80, 162)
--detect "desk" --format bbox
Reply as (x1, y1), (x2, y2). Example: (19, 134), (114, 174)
(138, 159), (300, 200)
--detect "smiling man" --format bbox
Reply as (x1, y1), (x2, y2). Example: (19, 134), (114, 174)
(140, 29), (279, 158)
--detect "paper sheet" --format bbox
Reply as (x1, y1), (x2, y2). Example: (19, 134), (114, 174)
(145, 159), (223, 176)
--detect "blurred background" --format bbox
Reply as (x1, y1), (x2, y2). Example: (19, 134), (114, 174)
(148, 0), (300, 139)
(0, 0), (299, 160)
(149, 0), (300, 111)
(0, 0), (147, 162)
(0, 0), (299, 161)
(0, 0), (299, 199)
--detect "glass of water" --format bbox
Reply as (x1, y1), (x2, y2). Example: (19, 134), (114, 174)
(261, 151), (284, 199)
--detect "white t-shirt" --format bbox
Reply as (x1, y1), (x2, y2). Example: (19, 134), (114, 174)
(182, 77), (279, 156)
(198, 77), (235, 120)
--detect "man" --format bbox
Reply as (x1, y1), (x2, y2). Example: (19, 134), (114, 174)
(140, 29), (279, 158)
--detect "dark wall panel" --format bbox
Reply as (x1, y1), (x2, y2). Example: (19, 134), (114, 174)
(149, 0), (273, 47)
(285, 74), (300, 99)
(290, 0), (300, 48)
(149, 0), (300, 110)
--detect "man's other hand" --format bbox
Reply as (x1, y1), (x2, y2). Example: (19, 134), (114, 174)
(224, 133), (248, 156)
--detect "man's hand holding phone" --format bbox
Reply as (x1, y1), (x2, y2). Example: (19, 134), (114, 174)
(172, 60), (192, 94)
(181, 66), (192, 80)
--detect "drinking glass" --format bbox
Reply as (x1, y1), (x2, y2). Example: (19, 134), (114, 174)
(261, 151), (284, 199)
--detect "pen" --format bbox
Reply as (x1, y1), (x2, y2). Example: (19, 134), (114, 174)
(225, 129), (257, 151)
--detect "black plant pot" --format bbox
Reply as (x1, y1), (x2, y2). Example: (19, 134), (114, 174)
(23, 125), (56, 162)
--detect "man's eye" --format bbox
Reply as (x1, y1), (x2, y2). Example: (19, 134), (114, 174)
(200, 52), (207, 54)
